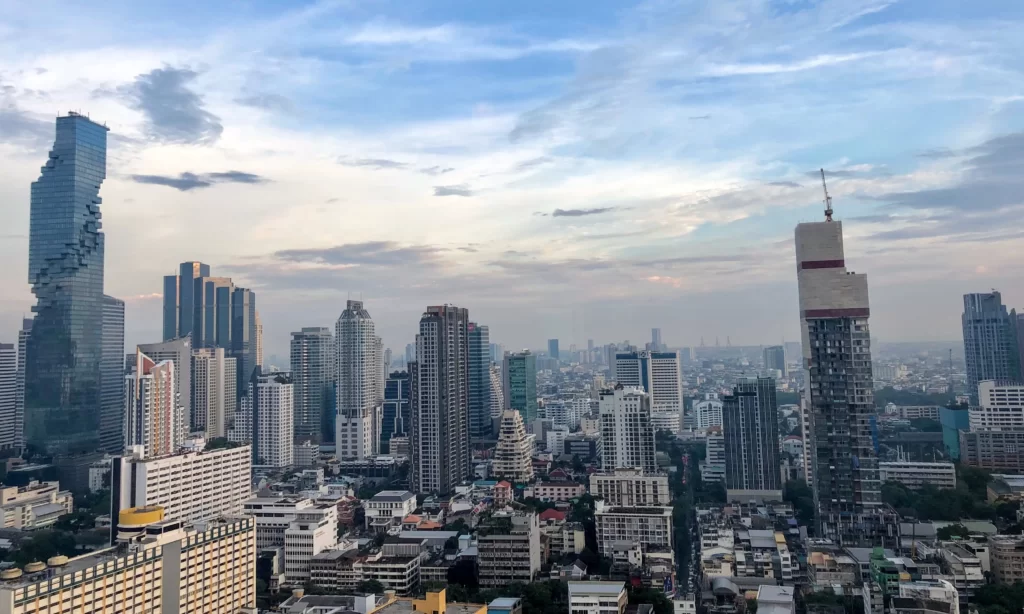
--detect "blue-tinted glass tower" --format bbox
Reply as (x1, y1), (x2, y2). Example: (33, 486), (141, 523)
(468, 322), (492, 442)
(382, 371), (410, 453)
(25, 113), (109, 455)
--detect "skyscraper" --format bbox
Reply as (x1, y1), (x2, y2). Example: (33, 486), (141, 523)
(490, 343), (505, 364)
(100, 295), (126, 453)
(963, 292), (1021, 402)
(24, 113), (110, 456)
(251, 371), (294, 468)
(231, 287), (258, 399)
(721, 377), (782, 500)
(405, 343), (416, 366)
(503, 351), (538, 424)
(162, 261), (210, 341)
(15, 319), (30, 453)
(763, 345), (787, 376)
(336, 300), (380, 459)
(599, 386), (657, 474)
(796, 210), (894, 546)
(468, 322), (493, 442)
(490, 363), (504, 424)
(547, 339), (560, 362)
(651, 328), (663, 351)
(0, 344), (16, 451)
(614, 350), (683, 433)
(192, 347), (236, 438)
(493, 410), (535, 483)
(410, 305), (470, 494)
(125, 350), (184, 458)
(382, 371), (411, 453)
(255, 310), (264, 368)
(138, 337), (192, 436)
(290, 327), (335, 442)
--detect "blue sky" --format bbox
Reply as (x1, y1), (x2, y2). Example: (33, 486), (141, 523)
(2, 0), (1024, 360)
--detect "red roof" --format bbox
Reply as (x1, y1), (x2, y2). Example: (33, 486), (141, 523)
(496, 481), (512, 488)
(539, 509), (566, 522)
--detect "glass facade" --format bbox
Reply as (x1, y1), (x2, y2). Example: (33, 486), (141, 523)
(25, 113), (109, 455)
(468, 322), (492, 442)
(382, 371), (410, 453)
(100, 295), (125, 454)
(503, 351), (537, 424)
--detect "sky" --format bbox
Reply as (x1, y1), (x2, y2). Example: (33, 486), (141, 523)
(2, 0), (1024, 363)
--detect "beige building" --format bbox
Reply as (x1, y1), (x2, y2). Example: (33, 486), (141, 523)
(477, 510), (541, 587)
(0, 482), (72, 531)
(590, 469), (670, 507)
(990, 535), (1024, 584)
(524, 482), (586, 502)
(879, 461), (956, 490)
(0, 506), (255, 614)
(492, 410), (535, 483)
(594, 501), (673, 557)
(567, 581), (627, 614)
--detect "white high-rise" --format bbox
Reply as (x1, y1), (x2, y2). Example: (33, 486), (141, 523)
(253, 372), (294, 468)
(695, 397), (724, 430)
(970, 381), (1024, 431)
(336, 301), (380, 459)
(599, 386), (657, 474)
(125, 350), (184, 458)
(138, 336), (192, 434)
(192, 347), (236, 438)
(14, 319), (31, 453)
(0, 344), (16, 451)
(291, 326), (334, 442)
(615, 351), (683, 433)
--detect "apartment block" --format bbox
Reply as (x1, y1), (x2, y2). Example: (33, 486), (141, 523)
(970, 381), (1024, 431)
(476, 510), (541, 587)
(594, 501), (673, 555)
(990, 535), (1024, 585)
(0, 482), (72, 530)
(589, 469), (670, 507)
(567, 581), (627, 614)
(878, 461), (956, 490)
(365, 490), (416, 534)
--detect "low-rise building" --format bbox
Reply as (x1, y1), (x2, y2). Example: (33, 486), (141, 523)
(284, 504), (339, 586)
(568, 581), (627, 614)
(879, 461), (956, 490)
(891, 580), (959, 614)
(365, 490), (417, 534)
(590, 469), (669, 507)
(0, 481), (72, 530)
(756, 586), (795, 614)
(564, 433), (602, 462)
(525, 482), (586, 502)
(990, 535), (1024, 584)
(940, 543), (985, 607)
(310, 540), (422, 595)
(477, 510), (541, 587)
(594, 502), (673, 557)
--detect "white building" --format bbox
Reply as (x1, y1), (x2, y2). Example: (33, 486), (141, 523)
(546, 425), (570, 455)
(0, 481), (73, 530)
(284, 504), (339, 586)
(192, 347), (236, 438)
(295, 440), (320, 467)
(0, 344), (16, 451)
(112, 443), (252, 525)
(567, 581), (627, 614)
(600, 386), (657, 474)
(336, 300), (381, 460)
(365, 490), (416, 534)
(594, 501), (673, 554)
(971, 381), (1024, 431)
(493, 410), (535, 483)
(589, 469), (670, 507)
(545, 400), (580, 430)
(138, 336), (192, 434)
(756, 586), (796, 614)
(701, 429), (726, 483)
(879, 461), (957, 490)
(893, 580), (959, 614)
(253, 372), (295, 468)
(615, 351), (682, 433)
(695, 398), (724, 430)
(244, 495), (320, 549)
(125, 350), (184, 458)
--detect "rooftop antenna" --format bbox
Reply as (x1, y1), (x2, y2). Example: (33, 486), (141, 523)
(820, 168), (834, 221)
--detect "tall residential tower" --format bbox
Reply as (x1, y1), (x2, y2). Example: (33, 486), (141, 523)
(335, 301), (380, 459)
(291, 327), (335, 442)
(962, 292), (1020, 402)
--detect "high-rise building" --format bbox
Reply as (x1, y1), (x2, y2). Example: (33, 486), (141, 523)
(291, 327), (335, 442)
(468, 322), (493, 442)
(191, 347), (236, 438)
(695, 397), (724, 430)
(335, 301), (380, 459)
(138, 336), (192, 435)
(493, 410), (535, 483)
(721, 377), (782, 500)
(614, 350), (683, 433)
(651, 328), (663, 351)
(589, 469), (670, 507)
(477, 510), (541, 587)
(0, 344), (16, 451)
(250, 371), (294, 468)
(255, 309), (264, 368)
(490, 363), (504, 423)
(231, 286), (258, 399)
(24, 113), (110, 457)
(100, 295), (125, 453)
(162, 261), (211, 340)
(410, 305), (470, 494)
(405, 343), (416, 366)
(124, 350), (184, 458)
(796, 211), (893, 546)
(14, 319), (30, 454)
(382, 371), (411, 453)
(548, 339), (560, 362)
(599, 386), (657, 474)
(963, 292), (1021, 402)
(490, 342), (505, 364)
(763, 345), (787, 376)
(503, 351), (538, 424)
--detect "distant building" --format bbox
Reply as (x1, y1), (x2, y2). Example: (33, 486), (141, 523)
(940, 407), (970, 460)
(963, 292), (1021, 402)
(191, 347), (236, 438)
(251, 371), (295, 468)
(291, 327), (335, 443)
(600, 387), (657, 473)
(124, 350), (184, 458)
(695, 398), (723, 430)
(763, 346), (787, 377)
(468, 323), (493, 442)
(970, 381), (1024, 431)
(382, 371), (411, 453)
(879, 461), (956, 490)
(960, 431), (1024, 472)
(100, 295), (125, 454)
(0, 344), (16, 451)
(504, 351), (538, 424)
(0, 481), (73, 530)
(722, 377), (782, 500)
(614, 351), (683, 433)
(137, 336), (192, 435)
(590, 469), (670, 507)
(493, 410), (535, 483)
(548, 339), (560, 362)
(336, 301), (381, 459)
(365, 490), (416, 534)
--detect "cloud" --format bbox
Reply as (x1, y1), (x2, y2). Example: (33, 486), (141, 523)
(338, 157), (409, 170)
(0, 107), (52, 147)
(515, 157), (552, 171)
(274, 241), (444, 266)
(767, 181), (801, 188)
(130, 170), (270, 191)
(688, 115), (711, 120)
(433, 184), (473, 197)
(915, 147), (959, 159)
(552, 207), (614, 217)
(703, 52), (881, 77)
(420, 165), (454, 175)
(234, 93), (293, 112)
(116, 66), (223, 145)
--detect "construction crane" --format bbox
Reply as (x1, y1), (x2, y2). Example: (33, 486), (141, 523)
(820, 168), (833, 221)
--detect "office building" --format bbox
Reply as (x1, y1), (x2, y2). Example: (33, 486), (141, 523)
(24, 113), (110, 457)
(124, 350), (184, 458)
(493, 410), (535, 483)
(614, 350), (683, 433)
(250, 371), (295, 468)
(468, 322), (493, 442)
(963, 292), (1020, 402)
(970, 380), (1024, 431)
(567, 582), (627, 614)
(589, 469), (669, 507)
(99, 295), (125, 453)
(477, 510), (541, 587)
(138, 336), (192, 434)
(14, 320), (30, 453)
(0, 506), (255, 614)
(230, 287), (258, 399)
(111, 442), (252, 529)
(763, 345), (787, 376)
(722, 377), (782, 500)
(291, 326), (335, 442)
(599, 386), (657, 474)
(651, 328), (663, 351)
(989, 535), (1024, 585)
(255, 310), (263, 367)
(548, 339), (560, 362)
(960, 430), (1024, 472)
(490, 343), (505, 364)
(336, 301), (380, 459)
(284, 504), (339, 585)
(878, 461), (956, 490)
(162, 261), (211, 340)
(695, 397), (723, 430)
(490, 364), (504, 422)
(0, 345), (16, 451)
(701, 428), (726, 483)
(410, 305), (471, 495)
(594, 500), (673, 552)
(0, 481), (73, 530)
(795, 212), (887, 546)
(503, 351), (538, 424)
(382, 371), (411, 453)
(191, 347), (235, 438)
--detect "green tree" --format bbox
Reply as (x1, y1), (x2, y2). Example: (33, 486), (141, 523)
(937, 524), (970, 540)
(784, 479), (816, 527)
(627, 586), (674, 614)
(356, 579), (385, 594)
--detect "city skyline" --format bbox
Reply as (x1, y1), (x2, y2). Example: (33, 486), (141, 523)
(3, 2), (1024, 359)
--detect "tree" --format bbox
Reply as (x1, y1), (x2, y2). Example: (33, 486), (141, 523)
(783, 479), (815, 527)
(627, 587), (673, 614)
(356, 579), (385, 594)
(908, 418), (942, 432)
(746, 599), (759, 614)
(937, 524), (970, 540)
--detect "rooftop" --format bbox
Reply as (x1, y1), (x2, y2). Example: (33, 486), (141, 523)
(568, 581), (625, 595)
(371, 490), (416, 503)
